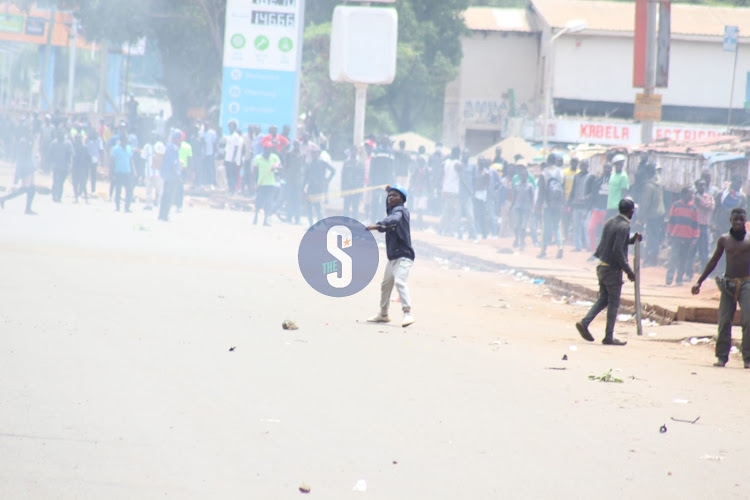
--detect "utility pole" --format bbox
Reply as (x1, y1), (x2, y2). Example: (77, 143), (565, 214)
(66, 17), (77, 112)
(640, 0), (657, 144)
(39, 7), (56, 110)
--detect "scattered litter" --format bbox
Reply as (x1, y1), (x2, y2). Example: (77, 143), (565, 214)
(353, 479), (367, 492)
(299, 484), (311, 494)
(392, 460), (398, 465)
(641, 318), (659, 327)
(673, 399), (690, 404)
(683, 337), (712, 346)
(569, 345), (578, 352)
(132, 224), (150, 231)
(617, 314), (633, 322)
(648, 332), (658, 337)
(551, 297), (567, 304)
(562, 354), (568, 361)
(671, 416), (700, 424)
(659, 424), (667, 433)
(701, 455), (725, 462)
(546, 367), (567, 371)
(229, 346), (236, 352)
(730, 346), (740, 354)
(282, 320), (299, 330)
(572, 300), (594, 307)
(532, 278), (545, 285)
(489, 339), (507, 345)
(588, 369), (623, 383)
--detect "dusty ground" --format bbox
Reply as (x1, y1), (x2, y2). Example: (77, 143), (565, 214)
(1, 173), (749, 499)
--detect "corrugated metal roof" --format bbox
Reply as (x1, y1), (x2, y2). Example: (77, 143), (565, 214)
(532, 0), (750, 38)
(463, 7), (532, 33)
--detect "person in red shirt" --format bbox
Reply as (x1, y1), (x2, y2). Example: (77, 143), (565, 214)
(263, 125), (290, 155)
(666, 187), (700, 286)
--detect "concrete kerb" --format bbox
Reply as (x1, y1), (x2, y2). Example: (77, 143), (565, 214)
(415, 240), (677, 326)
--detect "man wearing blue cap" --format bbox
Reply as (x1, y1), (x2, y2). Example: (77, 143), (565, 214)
(366, 184), (416, 327)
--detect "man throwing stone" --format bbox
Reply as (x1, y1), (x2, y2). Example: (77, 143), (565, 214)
(576, 198), (641, 346)
(366, 185), (415, 327)
(692, 207), (750, 368)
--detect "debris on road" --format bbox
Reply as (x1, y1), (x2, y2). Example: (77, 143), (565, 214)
(588, 369), (623, 383)
(671, 416), (700, 424)
(701, 455), (725, 462)
(682, 337), (712, 346)
(562, 354), (568, 361)
(546, 367), (567, 371)
(730, 345), (740, 354)
(532, 278), (545, 285)
(353, 479), (367, 492)
(282, 320), (299, 330)
(229, 346), (236, 352)
(659, 424), (667, 433)
(572, 300), (594, 307)
(299, 484), (311, 493)
(569, 345), (578, 351)
(617, 314), (633, 322)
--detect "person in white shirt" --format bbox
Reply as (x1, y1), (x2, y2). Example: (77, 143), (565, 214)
(143, 138), (163, 208)
(223, 120), (243, 194)
(440, 146), (461, 236)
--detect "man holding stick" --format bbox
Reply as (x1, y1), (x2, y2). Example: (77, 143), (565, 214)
(692, 207), (750, 368)
(576, 198), (641, 346)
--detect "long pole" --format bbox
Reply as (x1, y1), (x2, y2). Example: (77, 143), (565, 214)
(640, 0), (657, 144)
(634, 239), (643, 336)
(353, 83), (367, 160)
(66, 17), (77, 112)
(728, 37), (739, 132)
(39, 7), (56, 110)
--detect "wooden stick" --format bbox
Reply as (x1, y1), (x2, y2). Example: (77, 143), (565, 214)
(634, 238), (643, 336)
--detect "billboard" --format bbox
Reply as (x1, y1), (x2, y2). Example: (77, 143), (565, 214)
(220, 0), (305, 136)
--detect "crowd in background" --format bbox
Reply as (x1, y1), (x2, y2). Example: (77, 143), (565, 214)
(0, 104), (745, 285)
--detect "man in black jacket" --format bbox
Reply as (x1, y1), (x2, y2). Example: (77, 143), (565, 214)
(366, 185), (415, 327)
(576, 198), (641, 346)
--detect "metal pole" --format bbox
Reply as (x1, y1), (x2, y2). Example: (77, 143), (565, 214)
(728, 37), (739, 132)
(542, 29), (567, 153)
(353, 82), (367, 159)
(634, 239), (643, 336)
(97, 41), (108, 115)
(640, 0), (657, 144)
(67, 17), (77, 112)
(39, 7), (56, 110)
(123, 41), (131, 113)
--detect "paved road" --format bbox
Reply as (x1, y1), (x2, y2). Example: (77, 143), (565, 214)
(1, 191), (749, 499)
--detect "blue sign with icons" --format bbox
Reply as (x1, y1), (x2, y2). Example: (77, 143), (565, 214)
(220, 67), (297, 133)
(220, 0), (305, 135)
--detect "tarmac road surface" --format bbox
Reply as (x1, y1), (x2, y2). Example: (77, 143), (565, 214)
(1, 194), (749, 499)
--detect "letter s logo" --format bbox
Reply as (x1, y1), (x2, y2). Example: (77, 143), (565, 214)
(326, 225), (353, 288)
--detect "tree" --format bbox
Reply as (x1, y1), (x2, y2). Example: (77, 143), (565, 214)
(64, 0), (225, 123)
(301, 0), (468, 149)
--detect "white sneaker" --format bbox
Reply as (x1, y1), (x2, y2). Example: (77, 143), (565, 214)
(367, 314), (391, 323)
(402, 313), (415, 327)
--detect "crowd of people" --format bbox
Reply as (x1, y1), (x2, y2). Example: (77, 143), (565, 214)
(1, 108), (746, 287)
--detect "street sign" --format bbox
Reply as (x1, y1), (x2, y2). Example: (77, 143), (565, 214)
(634, 93), (662, 122)
(724, 25), (739, 52)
